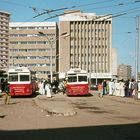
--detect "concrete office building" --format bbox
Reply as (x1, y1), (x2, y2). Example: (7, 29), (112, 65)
(117, 64), (132, 81)
(9, 22), (58, 79)
(0, 10), (10, 70)
(59, 10), (117, 83)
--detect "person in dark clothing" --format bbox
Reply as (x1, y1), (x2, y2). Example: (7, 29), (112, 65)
(124, 79), (129, 97)
(52, 78), (59, 94)
(3, 79), (11, 104)
(102, 80), (107, 95)
(1, 78), (5, 92)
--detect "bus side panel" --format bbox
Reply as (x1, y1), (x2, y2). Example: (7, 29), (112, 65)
(9, 83), (32, 96)
(66, 84), (89, 95)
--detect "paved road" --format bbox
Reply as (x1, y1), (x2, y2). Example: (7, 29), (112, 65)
(0, 91), (140, 140)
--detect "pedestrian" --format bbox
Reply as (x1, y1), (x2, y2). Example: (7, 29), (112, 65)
(38, 80), (44, 95)
(114, 80), (120, 96)
(131, 80), (137, 97)
(51, 77), (59, 94)
(45, 80), (52, 98)
(63, 79), (67, 94)
(1, 78), (5, 92)
(138, 80), (140, 99)
(102, 80), (107, 95)
(3, 79), (11, 104)
(124, 79), (129, 97)
(131, 79), (136, 97)
(98, 83), (103, 97)
(108, 79), (115, 96)
(119, 79), (125, 97)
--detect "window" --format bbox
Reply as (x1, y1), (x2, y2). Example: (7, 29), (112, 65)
(78, 76), (87, 83)
(11, 27), (17, 30)
(20, 42), (27, 44)
(28, 27), (35, 29)
(68, 76), (77, 82)
(20, 75), (29, 81)
(9, 74), (18, 82)
(10, 41), (18, 44)
(19, 27), (27, 30)
(19, 34), (27, 37)
(28, 41), (36, 44)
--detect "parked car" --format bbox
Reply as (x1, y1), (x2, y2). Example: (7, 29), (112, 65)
(90, 84), (98, 90)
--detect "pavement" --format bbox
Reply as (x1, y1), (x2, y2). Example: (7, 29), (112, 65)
(34, 91), (140, 117)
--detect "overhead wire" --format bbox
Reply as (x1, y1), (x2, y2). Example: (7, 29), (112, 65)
(6, 0), (117, 32)
(83, 1), (137, 11)
(72, 0), (115, 8)
(100, 7), (140, 22)
(43, 7), (140, 22)
(1, 0), (30, 8)
(4, 0), (140, 35)
(41, 1), (140, 21)
(32, 0), (116, 19)
(2, 0), (137, 22)
(0, 0), (41, 14)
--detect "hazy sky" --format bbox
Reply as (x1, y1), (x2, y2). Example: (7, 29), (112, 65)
(0, 0), (140, 73)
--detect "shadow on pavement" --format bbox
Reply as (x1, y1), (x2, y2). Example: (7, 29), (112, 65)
(67, 93), (93, 97)
(0, 123), (140, 140)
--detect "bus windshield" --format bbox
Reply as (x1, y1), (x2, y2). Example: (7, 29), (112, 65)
(78, 75), (87, 82)
(67, 75), (88, 83)
(20, 75), (30, 81)
(67, 76), (77, 82)
(8, 73), (30, 82)
(9, 74), (18, 82)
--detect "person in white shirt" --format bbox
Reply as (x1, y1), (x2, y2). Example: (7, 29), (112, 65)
(119, 79), (125, 97)
(108, 79), (115, 96)
(45, 81), (52, 98)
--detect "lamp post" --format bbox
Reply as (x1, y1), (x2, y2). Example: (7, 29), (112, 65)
(38, 31), (69, 83)
(135, 16), (139, 99)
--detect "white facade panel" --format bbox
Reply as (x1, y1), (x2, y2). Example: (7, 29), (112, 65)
(10, 22), (56, 27)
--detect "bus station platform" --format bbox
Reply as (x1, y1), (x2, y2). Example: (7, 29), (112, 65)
(34, 93), (77, 117)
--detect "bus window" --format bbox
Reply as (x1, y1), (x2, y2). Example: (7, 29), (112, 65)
(20, 75), (30, 82)
(78, 76), (87, 82)
(9, 74), (18, 82)
(68, 76), (77, 82)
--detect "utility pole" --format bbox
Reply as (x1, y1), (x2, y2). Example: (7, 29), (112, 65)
(135, 16), (139, 99)
(38, 31), (69, 83)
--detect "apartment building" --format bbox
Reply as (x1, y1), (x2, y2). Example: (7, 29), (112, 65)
(0, 10), (10, 70)
(9, 22), (58, 79)
(59, 10), (116, 83)
(117, 64), (132, 80)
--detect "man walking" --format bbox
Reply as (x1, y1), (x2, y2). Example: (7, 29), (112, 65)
(3, 79), (11, 104)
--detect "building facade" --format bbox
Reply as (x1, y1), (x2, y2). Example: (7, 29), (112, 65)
(9, 22), (58, 79)
(0, 10), (10, 70)
(117, 64), (132, 81)
(59, 11), (116, 83)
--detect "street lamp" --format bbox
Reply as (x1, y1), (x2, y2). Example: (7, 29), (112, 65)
(38, 31), (69, 83)
(135, 16), (139, 99)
